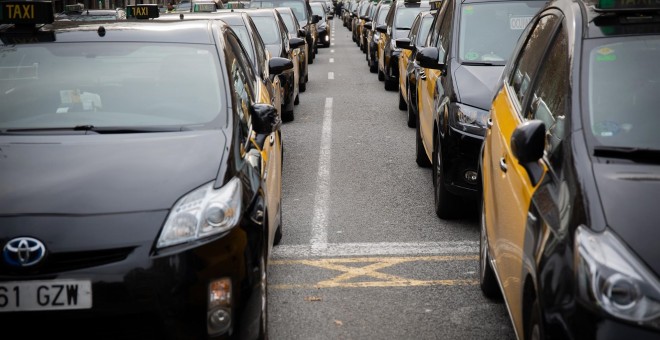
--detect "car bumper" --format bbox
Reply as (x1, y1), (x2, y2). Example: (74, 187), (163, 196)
(0, 213), (264, 339)
(444, 126), (484, 197)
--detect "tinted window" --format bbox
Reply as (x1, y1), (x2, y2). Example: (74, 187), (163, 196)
(251, 15), (281, 44)
(0, 43), (224, 129)
(376, 5), (390, 25)
(232, 25), (256, 63)
(278, 10), (297, 32)
(416, 15), (434, 45)
(311, 3), (325, 16)
(395, 6), (430, 29)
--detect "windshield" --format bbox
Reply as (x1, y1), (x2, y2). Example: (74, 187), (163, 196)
(459, 1), (543, 64)
(0, 43), (224, 129)
(376, 6), (390, 26)
(586, 36), (660, 150)
(251, 16), (281, 45)
(251, 0), (308, 21)
(279, 11), (296, 32)
(311, 3), (325, 17)
(395, 6), (429, 29)
(416, 15), (433, 45)
(358, 2), (370, 17)
(232, 26), (256, 64)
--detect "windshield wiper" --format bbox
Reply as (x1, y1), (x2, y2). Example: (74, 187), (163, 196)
(461, 61), (498, 66)
(594, 146), (660, 164)
(1, 125), (189, 135)
(396, 26), (411, 30)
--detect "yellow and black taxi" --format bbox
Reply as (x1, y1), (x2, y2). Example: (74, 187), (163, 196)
(394, 7), (435, 126)
(413, 0), (544, 218)
(376, 0), (430, 91)
(310, 1), (331, 47)
(0, 2), (292, 338)
(351, 0), (369, 45)
(276, 6), (310, 92)
(480, 0), (660, 338)
(358, 0), (375, 53)
(364, 0), (390, 73)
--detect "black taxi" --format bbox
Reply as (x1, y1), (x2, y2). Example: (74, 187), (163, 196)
(479, 0), (660, 338)
(0, 3), (290, 339)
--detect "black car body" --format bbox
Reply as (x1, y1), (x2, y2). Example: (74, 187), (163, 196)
(240, 8), (305, 121)
(377, 0), (429, 91)
(310, 2), (331, 47)
(394, 9), (434, 127)
(0, 3), (290, 338)
(365, 0), (390, 73)
(479, 0), (660, 338)
(250, 0), (319, 61)
(275, 6), (310, 92)
(358, 1), (375, 52)
(414, 0), (544, 217)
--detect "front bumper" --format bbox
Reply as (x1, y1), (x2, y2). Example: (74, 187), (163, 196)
(443, 126), (484, 198)
(0, 212), (264, 339)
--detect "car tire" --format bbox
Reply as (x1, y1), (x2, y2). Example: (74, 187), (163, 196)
(378, 68), (384, 81)
(282, 109), (294, 122)
(370, 59), (377, 73)
(294, 94), (299, 105)
(415, 115), (431, 167)
(274, 204), (283, 246)
(479, 199), (501, 299)
(406, 84), (416, 128)
(385, 77), (397, 91)
(314, 45), (318, 55)
(432, 136), (460, 219)
(299, 80), (306, 92)
(399, 89), (407, 110)
(526, 299), (544, 340)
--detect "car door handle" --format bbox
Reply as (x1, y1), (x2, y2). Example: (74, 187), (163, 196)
(499, 157), (507, 172)
(419, 70), (426, 80)
(270, 134), (275, 146)
(487, 118), (493, 129)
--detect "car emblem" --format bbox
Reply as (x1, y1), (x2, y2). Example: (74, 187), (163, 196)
(3, 237), (47, 267)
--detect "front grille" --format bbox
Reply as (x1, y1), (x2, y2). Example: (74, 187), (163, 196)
(1, 247), (135, 275)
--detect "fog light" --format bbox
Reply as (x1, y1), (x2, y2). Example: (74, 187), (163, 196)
(325, 35), (329, 42)
(208, 307), (232, 335)
(209, 278), (232, 307)
(464, 170), (478, 184)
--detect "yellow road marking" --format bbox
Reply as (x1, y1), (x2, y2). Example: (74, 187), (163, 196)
(269, 255), (478, 289)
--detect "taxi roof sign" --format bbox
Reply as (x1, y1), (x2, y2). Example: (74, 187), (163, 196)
(0, 1), (54, 25)
(594, 0), (660, 11)
(126, 4), (159, 19)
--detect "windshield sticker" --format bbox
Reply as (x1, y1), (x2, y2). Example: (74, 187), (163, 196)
(595, 47), (617, 61)
(463, 6), (473, 14)
(510, 16), (532, 30)
(593, 120), (621, 137)
(465, 52), (479, 60)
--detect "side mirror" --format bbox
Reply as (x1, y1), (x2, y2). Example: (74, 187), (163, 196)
(289, 37), (306, 49)
(395, 37), (414, 51)
(360, 15), (368, 20)
(312, 14), (321, 24)
(511, 120), (546, 185)
(363, 22), (372, 30)
(416, 47), (446, 73)
(298, 28), (306, 38)
(268, 57), (294, 76)
(375, 24), (387, 33)
(250, 103), (281, 134)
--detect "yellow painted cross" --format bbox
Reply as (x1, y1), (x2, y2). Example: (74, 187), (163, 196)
(270, 255), (478, 290)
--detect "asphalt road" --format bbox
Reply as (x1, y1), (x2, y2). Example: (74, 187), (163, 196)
(268, 18), (515, 340)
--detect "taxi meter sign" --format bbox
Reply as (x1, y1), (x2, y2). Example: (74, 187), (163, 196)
(126, 4), (159, 19)
(0, 1), (54, 24)
(595, 0), (660, 10)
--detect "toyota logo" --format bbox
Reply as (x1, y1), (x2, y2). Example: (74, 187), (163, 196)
(3, 237), (46, 267)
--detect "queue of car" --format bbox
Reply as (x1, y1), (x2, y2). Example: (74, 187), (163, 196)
(0, 0), (327, 338)
(340, 0), (660, 338)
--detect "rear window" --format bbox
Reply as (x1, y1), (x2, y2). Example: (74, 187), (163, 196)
(0, 43), (225, 129)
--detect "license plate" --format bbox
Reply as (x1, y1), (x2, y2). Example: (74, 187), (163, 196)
(0, 280), (92, 312)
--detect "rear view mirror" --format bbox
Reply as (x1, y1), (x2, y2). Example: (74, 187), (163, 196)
(298, 28), (306, 38)
(312, 14), (321, 24)
(395, 37), (414, 51)
(250, 103), (281, 134)
(416, 47), (446, 74)
(363, 22), (372, 30)
(511, 120), (546, 185)
(268, 57), (293, 76)
(289, 37), (305, 49)
(375, 24), (387, 33)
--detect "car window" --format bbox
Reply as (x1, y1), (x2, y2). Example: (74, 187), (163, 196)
(0, 43), (224, 129)
(416, 15), (434, 46)
(225, 32), (256, 150)
(251, 15), (281, 45)
(232, 25), (256, 64)
(525, 25), (569, 169)
(311, 3), (325, 16)
(434, 0), (453, 61)
(509, 14), (559, 108)
(458, 1), (544, 64)
(376, 5), (390, 26)
(279, 10), (297, 32)
(395, 6), (429, 29)
(586, 36), (660, 150)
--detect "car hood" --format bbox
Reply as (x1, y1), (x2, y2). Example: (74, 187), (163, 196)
(0, 130), (226, 215)
(453, 64), (504, 111)
(592, 162), (660, 276)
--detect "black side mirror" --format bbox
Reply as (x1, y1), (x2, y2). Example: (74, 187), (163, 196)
(375, 24), (387, 33)
(268, 57), (294, 76)
(395, 37), (414, 51)
(298, 28), (306, 38)
(250, 103), (281, 134)
(289, 37), (306, 49)
(363, 22), (372, 30)
(360, 15), (368, 20)
(416, 47), (446, 73)
(511, 120), (546, 185)
(312, 14), (321, 24)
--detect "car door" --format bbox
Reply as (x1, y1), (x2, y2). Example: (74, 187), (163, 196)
(483, 12), (562, 335)
(399, 13), (422, 100)
(418, 0), (451, 160)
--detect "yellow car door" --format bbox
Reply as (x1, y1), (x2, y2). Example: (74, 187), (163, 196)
(417, 66), (440, 159)
(399, 47), (411, 99)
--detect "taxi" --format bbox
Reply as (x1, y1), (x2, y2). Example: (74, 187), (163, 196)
(275, 6), (310, 92)
(0, 3), (291, 338)
(310, 1), (331, 47)
(358, 1), (375, 53)
(364, 0), (390, 73)
(413, 0), (543, 218)
(479, 0), (660, 338)
(352, 0), (370, 46)
(394, 8), (435, 126)
(376, 0), (430, 91)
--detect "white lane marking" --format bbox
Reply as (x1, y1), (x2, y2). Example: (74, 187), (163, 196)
(331, 49), (335, 53)
(331, 42), (335, 46)
(328, 72), (334, 80)
(329, 58), (334, 63)
(273, 241), (479, 259)
(310, 97), (334, 254)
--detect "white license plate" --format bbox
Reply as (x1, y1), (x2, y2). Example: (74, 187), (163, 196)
(0, 280), (92, 312)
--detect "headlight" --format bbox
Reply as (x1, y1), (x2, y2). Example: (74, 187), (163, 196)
(390, 39), (400, 52)
(575, 226), (660, 328)
(157, 178), (242, 248)
(453, 103), (489, 135)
